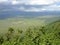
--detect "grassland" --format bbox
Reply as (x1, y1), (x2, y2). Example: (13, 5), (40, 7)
(0, 15), (60, 33)
(0, 18), (45, 34)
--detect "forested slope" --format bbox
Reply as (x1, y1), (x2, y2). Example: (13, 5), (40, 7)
(0, 20), (60, 45)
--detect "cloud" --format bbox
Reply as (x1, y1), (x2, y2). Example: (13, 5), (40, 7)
(18, 6), (47, 12)
(47, 5), (60, 11)
(0, 0), (60, 5)
(11, 0), (55, 5)
(0, 0), (9, 3)
(0, 0), (56, 5)
(25, 0), (54, 5)
(17, 4), (60, 12)
(0, 0), (7, 2)
(9, 0), (60, 5)
(0, 0), (60, 12)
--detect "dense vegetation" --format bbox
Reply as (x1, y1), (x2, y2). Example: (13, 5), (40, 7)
(0, 20), (60, 45)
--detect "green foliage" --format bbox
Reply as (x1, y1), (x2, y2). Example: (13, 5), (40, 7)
(0, 20), (60, 45)
(8, 28), (14, 33)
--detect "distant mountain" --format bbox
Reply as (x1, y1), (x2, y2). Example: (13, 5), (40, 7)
(0, 11), (60, 19)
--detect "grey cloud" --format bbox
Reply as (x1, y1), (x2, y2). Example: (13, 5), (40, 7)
(0, 0), (60, 12)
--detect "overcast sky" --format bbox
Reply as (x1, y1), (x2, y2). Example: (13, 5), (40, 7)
(0, 0), (60, 12)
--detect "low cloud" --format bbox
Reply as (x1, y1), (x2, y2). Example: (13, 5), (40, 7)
(18, 7), (46, 12)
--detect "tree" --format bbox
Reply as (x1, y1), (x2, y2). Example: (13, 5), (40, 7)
(8, 28), (14, 33)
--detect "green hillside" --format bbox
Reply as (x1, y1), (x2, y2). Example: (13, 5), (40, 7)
(0, 20), (60, 45)
(44, 20), (60, 45)
(0, 15), (60, 33)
